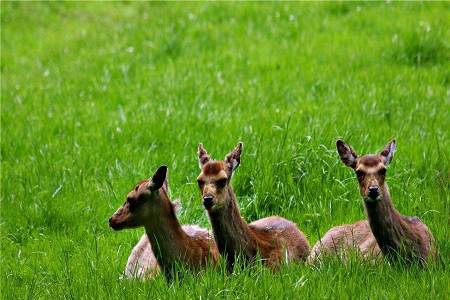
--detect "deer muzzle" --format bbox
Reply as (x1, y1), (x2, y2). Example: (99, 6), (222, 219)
(203, 195), (214, 209)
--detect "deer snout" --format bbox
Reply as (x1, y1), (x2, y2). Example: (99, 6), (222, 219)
(368, 186), (379, 199)
(203, 195), (214, 209)
(109, 207), (126, 230)
(109, 215), (123, 230)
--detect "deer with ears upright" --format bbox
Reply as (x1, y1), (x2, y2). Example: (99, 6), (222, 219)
(109, 166), (219, 280)
(309, 140), (436, 265)
(197, 142), (310, 272)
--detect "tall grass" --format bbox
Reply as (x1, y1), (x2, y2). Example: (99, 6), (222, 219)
(1, 2), (449, 299)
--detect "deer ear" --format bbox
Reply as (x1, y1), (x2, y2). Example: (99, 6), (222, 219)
(149, 165), (168, 192)
(380, 139), (396, 166)
(198, 144), (211, 169)
(336, 140), (358, 169)
(225, 142), (243, 174)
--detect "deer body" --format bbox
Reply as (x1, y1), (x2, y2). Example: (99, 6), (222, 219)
(364, 186), (435, 263)
(123, 234), (159, 279)
(328, 139), (435, 264)
(308, 220), (380, 263)
(197, 143), (310, 271)
(109, 166), (219, 280)
(141, 203), (218, 278)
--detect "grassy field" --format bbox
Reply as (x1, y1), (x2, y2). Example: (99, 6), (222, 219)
(1, 2), (449, 299)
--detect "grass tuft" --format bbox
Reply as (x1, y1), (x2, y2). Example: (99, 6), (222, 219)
(391, 22), (449, 66)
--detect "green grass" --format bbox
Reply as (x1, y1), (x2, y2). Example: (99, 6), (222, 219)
(1, 2), (449, 299)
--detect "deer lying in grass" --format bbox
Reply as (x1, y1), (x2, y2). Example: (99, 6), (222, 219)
(109, 166), (219, 280)
(121, 202), (183, 280)
(122, 233), (159, 280)
(309, 140), (436, 265)
(197, 142), (310, 272)
(308, 220), (381, 263)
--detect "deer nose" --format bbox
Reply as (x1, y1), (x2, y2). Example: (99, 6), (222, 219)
(368, 186), (379, 198)
(109, 217), (123, 230)
(203, 195), (214, 209)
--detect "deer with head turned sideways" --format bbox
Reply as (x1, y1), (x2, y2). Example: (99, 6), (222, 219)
(197, 142), (310, 272)
(309, 139), (436, 265)
(109, 166), (219, 280)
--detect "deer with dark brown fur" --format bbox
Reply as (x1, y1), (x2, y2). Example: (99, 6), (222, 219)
(197, 142), (310, 272)
(309, 140), (436, 264)
(109, 166), (219, 280)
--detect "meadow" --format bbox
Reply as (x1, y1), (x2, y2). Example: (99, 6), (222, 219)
(1, 2), (449, 299)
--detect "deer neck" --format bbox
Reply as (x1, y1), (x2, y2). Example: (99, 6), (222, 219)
(364, 183), (411, 259)
(143, 200), (189, 272)
(208, 186), (258, 268)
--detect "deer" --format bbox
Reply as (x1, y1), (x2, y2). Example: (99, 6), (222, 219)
(122, 233), (159, 280)
(309, 139), (436, 265)
(121, 202), (183, 280)
(109, 165), (219, 280)
(197, 142), (310, 272)
(308, 220), (381, 263)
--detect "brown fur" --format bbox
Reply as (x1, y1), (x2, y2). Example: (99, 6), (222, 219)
(333, 140), (436, 264)
(364, 188), (436, 264)
(197, 143), (310, 271)
(109, 166), (219, 280)
(203, 161), (227, 176)
(308, 220), (381, 263)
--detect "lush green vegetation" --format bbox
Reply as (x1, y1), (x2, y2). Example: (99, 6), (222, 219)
(1, 2), (449, 299)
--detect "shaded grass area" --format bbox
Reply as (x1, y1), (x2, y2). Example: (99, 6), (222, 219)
(1, 2), (449, 299)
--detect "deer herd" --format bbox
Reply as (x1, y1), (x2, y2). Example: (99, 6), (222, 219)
(109, 139), (437, 281)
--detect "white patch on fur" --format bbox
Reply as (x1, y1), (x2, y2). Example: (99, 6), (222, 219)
(123, 234), (159, 280)
(383, 141), (396, 165)
(182, 225), (211, 239)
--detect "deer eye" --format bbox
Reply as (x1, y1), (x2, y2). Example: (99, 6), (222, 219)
(216, 178), (227, 189)
(355, 170), (365, 181)
(128, 201), (137, 213)
(197, 179), (205, 188)
(378, 168), (387, 176)
(126, 196), (135, 209)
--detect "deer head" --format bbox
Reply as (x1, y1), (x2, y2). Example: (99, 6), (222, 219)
(336, 139), (396, 203)
(109, 165), (170, 230)
(197, 142), (242, 210)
